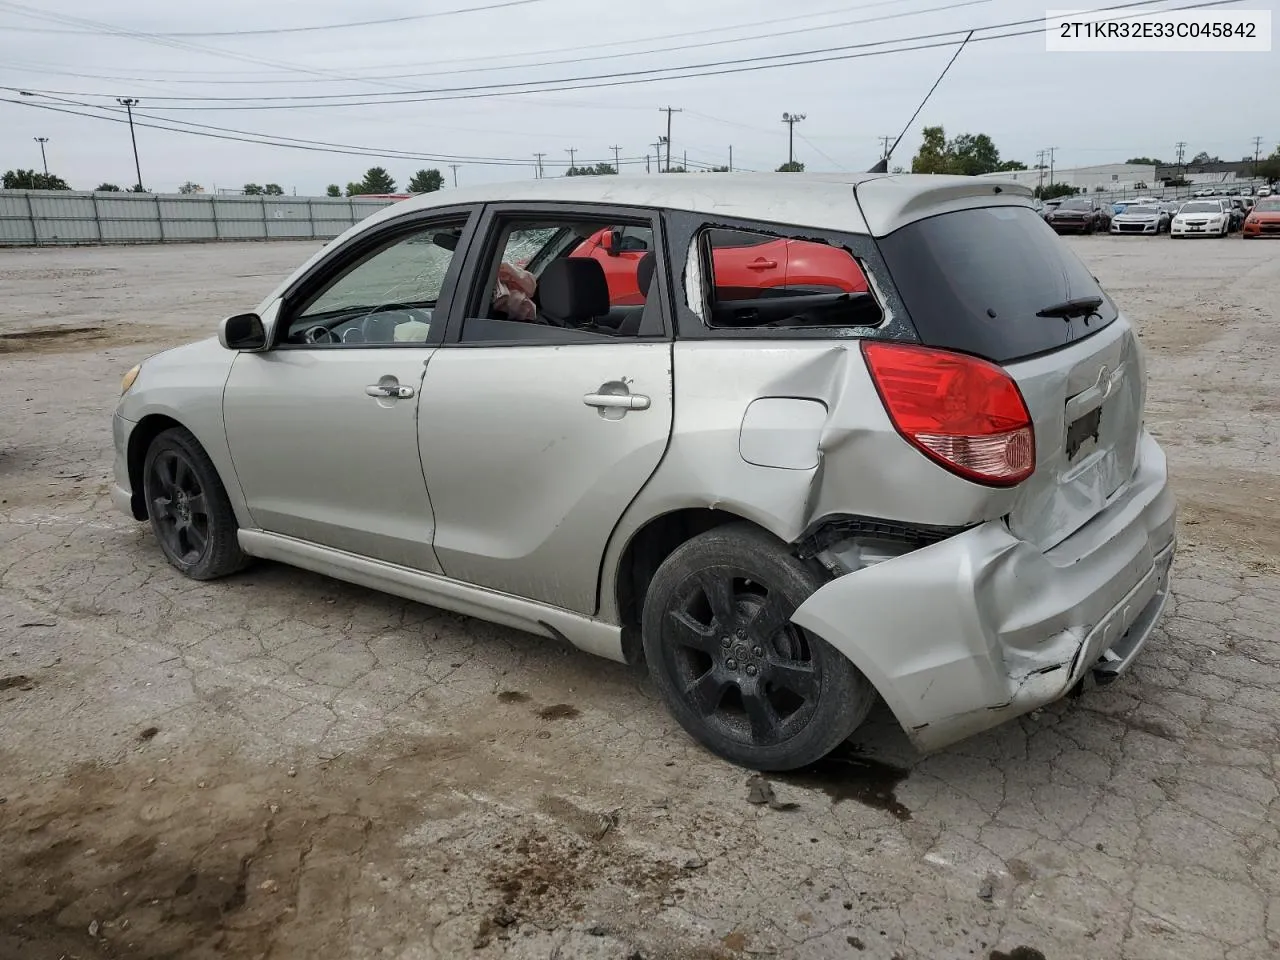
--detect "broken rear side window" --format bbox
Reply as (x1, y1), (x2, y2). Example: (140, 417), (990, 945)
(698, 226), (882, 330)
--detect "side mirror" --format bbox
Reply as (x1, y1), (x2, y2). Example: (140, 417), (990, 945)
(601, 228), (623, 257)
(219, 312), (267, 351)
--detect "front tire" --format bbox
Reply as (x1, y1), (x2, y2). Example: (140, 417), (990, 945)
(641, 524), (875, 771)
(142, 427), (248, 580)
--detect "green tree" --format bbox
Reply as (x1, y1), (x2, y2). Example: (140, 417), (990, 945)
(565, 163), (618, 176)
(407, 168), (445, 192)
(95, 182), (121, 192)
(178, 181), (202, 194)
(662, 166), (689, 173)
(2, 168), (70, 189)
(1190, 151), (1218, 165)
(707, 165), (731, 172)
(130, 183), (146, 193)
(325, 184), (342, 197)
(776, 160), (805, 172)
(948, 133), (1001, 175)
(263, 183), (284, 196)
(1125, 157), (1165, 166)
(1034, 182), (1079, 199)
(1257, 148), (1280, 185)
(345, 182), (363, 197)
(242, 183), (263, 195)
(910, 126), (950, 174)
(911, 127), (1012, 176)
(353, 167), (396, 193)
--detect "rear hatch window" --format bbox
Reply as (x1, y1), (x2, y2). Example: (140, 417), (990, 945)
(875, 206), (1117, 364)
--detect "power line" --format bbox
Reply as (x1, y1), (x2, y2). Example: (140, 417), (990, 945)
(2, 0), (999, 89)
(0, 0), (974, 80)
(6, 0), (1199, 107)
(0, 94), (653, 168)
(0, 0), (549, 36)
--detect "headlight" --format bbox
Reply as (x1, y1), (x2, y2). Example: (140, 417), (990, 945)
(121, 364), (141, 395)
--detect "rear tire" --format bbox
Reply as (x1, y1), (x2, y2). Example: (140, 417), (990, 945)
(142, 427), (248, 580)
(641, 523), (875, 771)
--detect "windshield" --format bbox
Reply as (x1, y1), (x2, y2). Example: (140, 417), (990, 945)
(1059, 198), (1092, 210)
(877, 206), (1117, 364)
(1254, 198), (1280, 211)
(1181, 201), (1222, 213)
(1123, 206), (1159, 216)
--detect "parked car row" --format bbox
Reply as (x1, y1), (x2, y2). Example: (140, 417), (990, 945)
(1038, 194), (1278, 238)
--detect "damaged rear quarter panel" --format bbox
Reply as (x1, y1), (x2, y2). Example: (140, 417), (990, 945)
(596, 210), (1022, 620)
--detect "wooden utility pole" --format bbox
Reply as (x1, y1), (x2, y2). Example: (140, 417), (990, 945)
(610, 145), (622, 172)
(658, 106), (681, 172)
(533, 152), (545, 179)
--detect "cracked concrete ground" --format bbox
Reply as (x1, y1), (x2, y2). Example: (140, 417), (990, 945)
(1, 236), (1278, 960)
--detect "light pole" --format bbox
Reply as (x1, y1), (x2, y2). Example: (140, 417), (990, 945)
(34, 137), (49, 175)
(782, 112), (806, 167)
(117, 97), (143, 191)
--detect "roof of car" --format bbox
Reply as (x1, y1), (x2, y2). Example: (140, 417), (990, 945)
(359, 172), (1035, 239)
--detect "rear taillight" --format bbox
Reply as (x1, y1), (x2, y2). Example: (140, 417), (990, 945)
(861, 341), (1035, 487)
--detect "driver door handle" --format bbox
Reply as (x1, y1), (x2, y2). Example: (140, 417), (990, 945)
(584, 392), (650, 411)
(746, 258), (779, 270)
(366, 383), (414, 399)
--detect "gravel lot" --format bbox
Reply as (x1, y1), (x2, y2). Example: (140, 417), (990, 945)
(1, 236), (1277, 960)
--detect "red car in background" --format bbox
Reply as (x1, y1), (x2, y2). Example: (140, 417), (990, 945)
(570, 226), (868, 305)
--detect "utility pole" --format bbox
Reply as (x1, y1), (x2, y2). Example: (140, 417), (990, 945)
(117, 98), (143, 190)
(683, 150), (687, 172)
(1047, 146), (1057, 187)
(729, 145), (733, 172)
(449, 164), (460, 187)
(1252, 136), (1264, 179)
(658, 106), (681, 172)
(782, 112), (806, 166)
(645, 153), (650, 174)
(33, 137), (49, 175)
(651, 141), (663, 174)
(1175, 141), (1187, 183)
(533, 152), (545, 179)
(878, 134), (893, 160)
(610, 144), (621, 173)
(566, 147), (577, 172)
(1035, 149), (1046, 192)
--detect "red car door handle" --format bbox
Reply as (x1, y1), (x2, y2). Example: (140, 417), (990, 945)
(746, 259), (778, 270)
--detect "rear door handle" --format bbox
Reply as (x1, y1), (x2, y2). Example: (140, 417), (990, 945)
(746, 259), (778, 270)
(366, 383), (414, 399)
(584, 392), (650, 411)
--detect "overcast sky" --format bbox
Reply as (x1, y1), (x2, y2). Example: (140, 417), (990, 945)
(2, 0), (1277, 193)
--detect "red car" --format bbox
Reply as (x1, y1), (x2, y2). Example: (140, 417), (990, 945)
(570, 227), (868, 305)
(1242, 196), (1280, 237)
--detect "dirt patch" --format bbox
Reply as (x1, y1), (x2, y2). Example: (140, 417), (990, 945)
(536, 704), (581, 721)
(497, 691), (531, 704)
(1172, 468), (1280, 572)
(0, 324), (192, 354)
(0, 675), (36, 692)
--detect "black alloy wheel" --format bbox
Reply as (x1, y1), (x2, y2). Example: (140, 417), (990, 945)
(642, 524), (874, 770)
(142, 427), (248, 580)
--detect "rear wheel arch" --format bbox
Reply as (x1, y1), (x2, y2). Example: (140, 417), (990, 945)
(614, 508), (793, 663)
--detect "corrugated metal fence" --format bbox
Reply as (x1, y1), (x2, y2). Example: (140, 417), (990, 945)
(0, 191), (397, 246)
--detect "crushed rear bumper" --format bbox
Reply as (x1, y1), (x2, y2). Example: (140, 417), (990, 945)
(791, 431), (1175, 752)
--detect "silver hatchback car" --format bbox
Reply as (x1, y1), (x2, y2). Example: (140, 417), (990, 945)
(112, 174), (1176, 770)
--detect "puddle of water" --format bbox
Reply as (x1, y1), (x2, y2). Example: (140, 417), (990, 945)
(778, 747), (911, 821)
